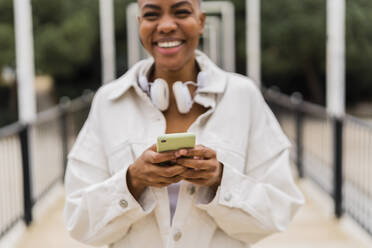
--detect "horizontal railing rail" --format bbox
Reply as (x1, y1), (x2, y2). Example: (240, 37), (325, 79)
(264, 87), (372, 236)
(0, 122), (25, 139)
(0, 90), (93, 240)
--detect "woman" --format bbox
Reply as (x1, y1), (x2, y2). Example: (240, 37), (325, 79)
(64, 0), (304, 247)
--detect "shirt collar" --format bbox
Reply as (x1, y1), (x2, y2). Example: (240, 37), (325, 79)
(107, 50), (227, 101)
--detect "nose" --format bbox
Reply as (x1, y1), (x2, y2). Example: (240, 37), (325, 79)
(157, 15), (177, 34)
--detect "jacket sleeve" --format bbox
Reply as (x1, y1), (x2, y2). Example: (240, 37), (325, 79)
(63, 93), (157, 246)
(196, 87), (305, 244)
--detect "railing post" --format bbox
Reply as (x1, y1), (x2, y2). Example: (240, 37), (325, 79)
(296, 106), (304, 178)
(19, 124), (33, 225)
(334, 117), (343, 218)
(291, 92), (304, 178)
(59, 97), (71, 179)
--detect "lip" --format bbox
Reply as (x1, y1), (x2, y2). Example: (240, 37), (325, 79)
(153, 39), (185, 56)
(153, 38), (184, 43)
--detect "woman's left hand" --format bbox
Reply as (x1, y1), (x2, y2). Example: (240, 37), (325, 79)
(175, 145), (223, 188)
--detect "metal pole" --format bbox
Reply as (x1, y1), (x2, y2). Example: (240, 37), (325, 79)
(291, 92), (304, 178)
(127, 3), (141, 68)
(99, 0), (116, 84)
(327, 0), (345, 116)
(333, 117), (343, 218)
(20, 125), (33, 225)
(247, 0), (261, 87)
(59, 97), (70, 179)
(13, 0), (37, 123)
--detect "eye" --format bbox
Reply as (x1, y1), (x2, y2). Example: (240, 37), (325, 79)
(175, 9), (192, 18)
(143, 12), (159, 20)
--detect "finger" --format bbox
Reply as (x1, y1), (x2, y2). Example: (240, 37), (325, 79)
(155, 165), (188, 178)
(144, 174), (182, 187)
(145, 150), (177, 164)
(176, 158), (212, 170)
(174, 149), (189, 157)
(183, 178), (208, 185)
(151, 182), (169, 188)
(185, 145), (216, 159)
(180, 169), (212, 179)
(148, 144), (157, 151)
(154, 175), (183, 185)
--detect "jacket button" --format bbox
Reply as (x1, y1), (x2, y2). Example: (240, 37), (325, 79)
(188, 186), (195, 195)
(119, 199), (128, 208)
(173, 231), (182, 241)
(223, 193), (232, 202)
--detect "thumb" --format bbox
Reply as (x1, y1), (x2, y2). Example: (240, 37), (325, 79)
(148, 144), (157, 152)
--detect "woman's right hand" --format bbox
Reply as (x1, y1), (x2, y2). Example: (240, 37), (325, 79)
(126, 144), (187, 200)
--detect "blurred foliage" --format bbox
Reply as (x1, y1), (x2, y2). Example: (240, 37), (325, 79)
(0, 0), (15, 70)
(32, 0), (101, 98)
(261, 0), (326, 104)
(346, 0), (372, 104)
(0, 0), (372, 126)
(261, 0), (372, 106)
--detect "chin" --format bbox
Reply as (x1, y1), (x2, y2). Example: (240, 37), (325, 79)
(156, 59), (188, 72)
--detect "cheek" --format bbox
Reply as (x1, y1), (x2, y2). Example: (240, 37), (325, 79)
(183, 23), (203, 43)
(139, 24), (153, 45)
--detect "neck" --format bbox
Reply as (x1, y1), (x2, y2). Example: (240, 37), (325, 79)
(151, 58), (199, 85)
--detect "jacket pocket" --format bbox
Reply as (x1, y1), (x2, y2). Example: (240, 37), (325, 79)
(107, 140), (135, 175)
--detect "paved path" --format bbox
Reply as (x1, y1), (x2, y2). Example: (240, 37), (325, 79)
(10, 180), (372, 248)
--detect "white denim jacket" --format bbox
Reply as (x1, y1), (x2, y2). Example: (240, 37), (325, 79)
(64, 51), (304, 248)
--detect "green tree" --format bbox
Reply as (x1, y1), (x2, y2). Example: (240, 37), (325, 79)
(261, 0), (372, 106)
(346, 0), (372, 104)
(32, 0), (101, 98)
(261, 0), (326, 104)
(0, 0), (15, 72)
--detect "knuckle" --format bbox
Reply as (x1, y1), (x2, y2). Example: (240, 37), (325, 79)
(147, 177), (157, 183)
(211, 150), (216, 157)
(164, 170), (174, 178)
(196, 160), (204, 168)
(151, 154), (160, 164)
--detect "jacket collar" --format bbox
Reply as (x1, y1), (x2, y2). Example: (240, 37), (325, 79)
(107, 50), (227, 101)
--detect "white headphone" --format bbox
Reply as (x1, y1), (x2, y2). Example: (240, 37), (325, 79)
(138, 71), (208, 114)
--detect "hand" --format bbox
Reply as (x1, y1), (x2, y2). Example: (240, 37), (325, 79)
(127, 144), (188, 200)
(176, 145), (223, 189)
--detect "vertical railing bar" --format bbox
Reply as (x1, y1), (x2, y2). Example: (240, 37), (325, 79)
(291, 92), (304, 178)
(296, 102), (304, 178)
(334, 117), (343, 218)
(9, 137), (17, 227)
(0, 139), (5, 234)
(19, 124), (33, 225)
(59, 97), (70, 180)
(5, 137), (11, 230)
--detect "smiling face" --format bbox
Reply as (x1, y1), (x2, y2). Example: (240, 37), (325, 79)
(137, 0), (205, 72)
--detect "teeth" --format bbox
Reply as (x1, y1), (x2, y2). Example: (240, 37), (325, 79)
(157, 41), (182, 48)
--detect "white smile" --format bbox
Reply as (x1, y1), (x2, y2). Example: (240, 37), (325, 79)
(157, 41), (183, 48)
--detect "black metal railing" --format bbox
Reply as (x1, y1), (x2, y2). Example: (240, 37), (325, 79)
(0, 123), (26, 235)
(264, 88), (372, 236)
(0, 91), (93, 239)
(343, 115), (372, 234)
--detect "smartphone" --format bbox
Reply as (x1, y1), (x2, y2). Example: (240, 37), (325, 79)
(156, 133), (196, 153)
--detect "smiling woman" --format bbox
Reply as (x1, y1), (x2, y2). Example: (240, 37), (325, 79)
(63, 0), (304, 247)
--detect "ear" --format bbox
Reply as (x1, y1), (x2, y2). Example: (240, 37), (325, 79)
(198, 12), (206, 34)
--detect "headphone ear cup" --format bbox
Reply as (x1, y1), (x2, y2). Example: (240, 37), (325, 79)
(150, 79), (169, 111)
(173, 81), (193, 114)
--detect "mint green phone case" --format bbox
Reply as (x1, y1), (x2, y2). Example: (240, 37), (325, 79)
(157, 133), (196, 153)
